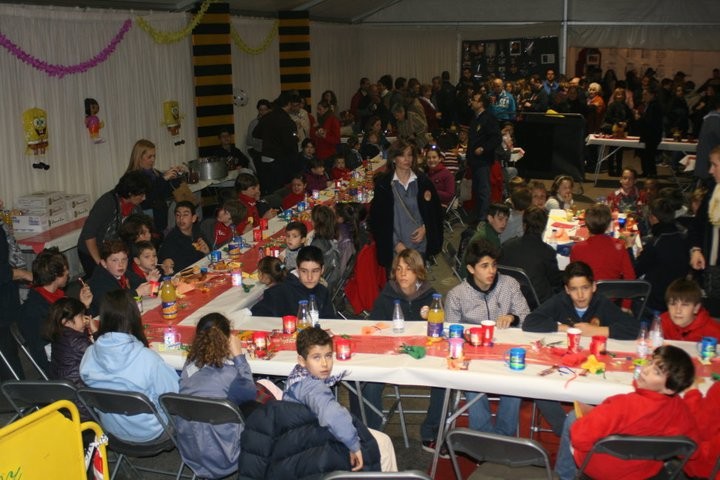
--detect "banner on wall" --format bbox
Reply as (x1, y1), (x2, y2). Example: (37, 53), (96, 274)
(461, 36), (559, 81)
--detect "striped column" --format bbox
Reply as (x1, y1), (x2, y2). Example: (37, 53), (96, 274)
(192, 2), (233, 158)
(278, 11), (311, 103)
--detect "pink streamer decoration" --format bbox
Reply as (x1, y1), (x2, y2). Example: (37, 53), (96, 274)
(0, 19), (132, 78)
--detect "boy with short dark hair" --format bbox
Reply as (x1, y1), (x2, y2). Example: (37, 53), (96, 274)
(158, 201), (209, 274)
(304, 157), (330, 193)
(251, 245), (335, 318)
(235, 172), (277, 232)
(555, 345), (698, 480)
(126, 240), (161, 289)
(459, 203), (509, 279)
(660, 278), (720, 341)
(280, 221), (308, 271)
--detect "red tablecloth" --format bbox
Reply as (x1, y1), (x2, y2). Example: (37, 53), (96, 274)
(17, 217), (87, 253)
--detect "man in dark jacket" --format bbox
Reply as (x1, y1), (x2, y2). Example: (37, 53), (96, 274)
(436, 71), (457, 128)
(636, 85), (664, 178)
(467, 92), (501, 224)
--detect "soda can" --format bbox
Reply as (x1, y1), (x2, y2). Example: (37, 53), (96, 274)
(210, 250), (222, 263)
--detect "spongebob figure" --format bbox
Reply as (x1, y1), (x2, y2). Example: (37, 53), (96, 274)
(23, 107), (49, 155)
(162, 100), (182, 136)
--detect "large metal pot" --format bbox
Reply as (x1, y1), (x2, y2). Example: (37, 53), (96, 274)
(188, 158), (227, 181)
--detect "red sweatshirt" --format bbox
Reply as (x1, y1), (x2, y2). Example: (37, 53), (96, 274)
(660, 307), (720, 342)
(237, 192), (259, 232)
(683, 382), (720, 479)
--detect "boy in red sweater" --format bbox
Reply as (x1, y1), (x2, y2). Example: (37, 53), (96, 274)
(683, 381), (720, 479)
(235, 172), (277, 232)
(555, 345), (698, 480)
(661, 278), (720, 341)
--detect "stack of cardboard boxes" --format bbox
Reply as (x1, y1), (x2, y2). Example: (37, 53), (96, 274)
(13, 191), (90, 233)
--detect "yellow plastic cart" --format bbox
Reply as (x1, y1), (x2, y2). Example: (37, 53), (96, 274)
(0, 399), (108, 479)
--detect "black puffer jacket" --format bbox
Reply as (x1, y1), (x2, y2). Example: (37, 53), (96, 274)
(237, 401), (381, 480)
(49, 327), (92, 387)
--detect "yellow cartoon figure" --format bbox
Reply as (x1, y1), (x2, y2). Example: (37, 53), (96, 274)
(23, 108), (49, 155)
(162, 100), (182, 136)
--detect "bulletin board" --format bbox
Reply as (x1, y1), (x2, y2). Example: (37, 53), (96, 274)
(461, 36), (559, 81)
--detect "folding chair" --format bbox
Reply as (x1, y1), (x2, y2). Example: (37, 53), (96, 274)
(446, 427), (553, 480)
(443, 193), (465, 232)
(576, 434), (696, 480)
(444, 241), (463, 282)
(595, 279), (652, 322)
(0, 345), (21, 381)
(498, 265), (541, 310)
(1, 379), (78, 423)
(332, 253), (357, 313)
(321, 471), (432, 479)
(10, 323), (49, 380)
(159, 393), (245, 480)
(77, 387), (182, 480)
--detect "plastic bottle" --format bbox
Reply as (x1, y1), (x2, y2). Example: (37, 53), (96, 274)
(297, 300), (311, 331)
(549, 228), (558, 251)
(392, 300), (405, 334)
(160, 276), (178, 320)
(649, 311), (664, 349)
(308, 295), (320, 327)
(427, 293), (444, 339)
(636, 321), (650, 360)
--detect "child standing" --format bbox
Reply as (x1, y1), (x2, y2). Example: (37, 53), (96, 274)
(280, 221), (307, 271)
(660, 278), (720, 341)
(282, 175), (307, 210)
(606, 168), (646, 214)
(158, 201), (209, 274)
(310, 205), (341, 291)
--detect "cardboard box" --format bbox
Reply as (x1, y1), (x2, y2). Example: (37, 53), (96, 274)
(13, 210), (68, 233)
(65, 204), (90, 220)
(64, 194), (91, 209)
(15, 191), (64, 210)
(44, 200), (66, 217)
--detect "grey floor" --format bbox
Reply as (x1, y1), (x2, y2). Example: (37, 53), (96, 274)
(2, 151), (687, 479)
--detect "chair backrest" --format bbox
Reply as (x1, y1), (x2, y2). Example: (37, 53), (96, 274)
(78, 387), (160, 418)
(577, 434), (697, 480)
(321, 471), (432, 479)
(159, 393), (244, 427)
(446, 427), (552, 480)
(444, 242), (462, 281)
(9, 323), (48, 380)
(595, 280), (652, 321)
(1, 379), (78, 416)
(498, 265), (541, 310)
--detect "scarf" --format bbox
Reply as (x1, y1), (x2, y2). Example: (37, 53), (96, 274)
(33, 286), (65, 304)
(284, 364), (348, 391)
(117, 274), (129, 290)
(119, 197), (136, 218)
(131, 262), (147, 281)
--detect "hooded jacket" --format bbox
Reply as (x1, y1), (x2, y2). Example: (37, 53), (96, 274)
(369, 280), (436, 321)
(50, 327), (92, 387)
(79, 332), (179, 442)
(251, 273), (335, 319)
(660, 307), (720, 342)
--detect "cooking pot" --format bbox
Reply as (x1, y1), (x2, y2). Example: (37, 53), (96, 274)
(188, 158), (227, 181)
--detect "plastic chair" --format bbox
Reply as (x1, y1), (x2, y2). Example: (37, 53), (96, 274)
(576, 434), (696, 480)
(321, 471), (432, 479)
(77, 387), (181, 480)
(1, 379), (78, 422)
(159, 392), (245, 480)
(10, 323), (49, 380)
(595, 279), (652, 322)
(446, 427), (553, 480)
(498, 265), (541, 310)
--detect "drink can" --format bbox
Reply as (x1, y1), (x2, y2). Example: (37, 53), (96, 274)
(312, 189), (320, 200)
(231, 268), (243, 287)
(590, 335), (607, 356)
(210, 250), (222, 263)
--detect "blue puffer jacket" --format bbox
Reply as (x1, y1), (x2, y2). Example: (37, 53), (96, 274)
(237, 401), (381, 480)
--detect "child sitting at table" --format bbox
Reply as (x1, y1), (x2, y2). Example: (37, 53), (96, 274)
(280, 221), (307, 271)
(442, 239), (529, 438)
(235, 172), (277, 232)
(529, 180), (548, 209)
(46, 297), (96, 388)
(257, 256), (287, 288)
(569, 203), (636, 285)
(331, 155), (352, 181)
(310, 205), (341, 291)
(126, 240), (161, 290)
(359, 131), (381, 160)
(606, 167), (646, 215)
(251, 245), (335, 318)
(555, 345), (698, 480)
(304, 157), (331, 194)
(282, 174), (307, 210)
(88, 240), (153, 316)
(283, 326), (395, 473)
(176, 313), (257, 480)
(545, 175), (574, 210)
(158, 201), (209, 274)
(660, 278), (720, 341)
(342, 135), (362, 170)
(206, 199), (248, 248)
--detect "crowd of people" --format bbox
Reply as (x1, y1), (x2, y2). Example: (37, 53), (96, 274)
(1, 63), (720, 479)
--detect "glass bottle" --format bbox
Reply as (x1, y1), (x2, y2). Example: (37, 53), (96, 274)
(392, 299), (405, 334)
(297, 300), (311, 331)
(649, 311), (664, 349)
(308, 294), (320, 327)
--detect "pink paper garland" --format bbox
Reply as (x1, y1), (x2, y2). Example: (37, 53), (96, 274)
(0, 19), (132, 78)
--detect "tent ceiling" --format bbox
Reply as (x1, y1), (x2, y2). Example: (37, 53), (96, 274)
(2, 0), (719, 25)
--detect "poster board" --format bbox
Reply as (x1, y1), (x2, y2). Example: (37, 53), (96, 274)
(461, 36), (559, 81)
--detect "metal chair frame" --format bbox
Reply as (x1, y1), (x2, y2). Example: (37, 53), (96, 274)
(595, 279), (652, 322)
(1, 379), (79, 425)
(321, 470), (432, 479)
(9, 323), (48, 380)
(497, 265), (541, 310)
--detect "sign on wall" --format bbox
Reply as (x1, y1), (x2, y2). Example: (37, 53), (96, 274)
(461, 36), (559, 81)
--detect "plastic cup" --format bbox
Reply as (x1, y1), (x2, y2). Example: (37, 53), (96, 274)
(448, 337), (464, 359)
(282, 315), (297, 334)
(504, 347), (526, 370)
(567, 327), (582, 354)
(466, 327), (482, 346)
(252, 332), (268, 352)
(336, 338), (352, 360)
(697, 336), (718, 361)
(481, 320), (496, 346)
(590, 335), (607, 356)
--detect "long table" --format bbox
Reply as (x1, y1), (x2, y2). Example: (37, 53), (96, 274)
(586, 134), (698, 185)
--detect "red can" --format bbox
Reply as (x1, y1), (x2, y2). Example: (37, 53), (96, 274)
(282, 315), (297, 334)
(259, 218), (269, 230)
(590, 335), (608, 356)
(253, 227), (262, 242)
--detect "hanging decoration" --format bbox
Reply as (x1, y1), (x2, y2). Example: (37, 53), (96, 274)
(162, 100), (185, 145)
(0, 20), (131, 78)
(136, 0), (218, 44)
(230, 21), (278, 55)
(22, 107), (50, 169)
(84, 98), (105, 144)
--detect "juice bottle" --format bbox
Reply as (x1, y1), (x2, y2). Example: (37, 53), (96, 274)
(160, 276), (178, 320)
(427, 293), (444, 339)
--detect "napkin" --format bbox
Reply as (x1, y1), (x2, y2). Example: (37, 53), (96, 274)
(549, 347), (588, 366)
(360, 322), (390, 335)
(400, 345), (426, 359)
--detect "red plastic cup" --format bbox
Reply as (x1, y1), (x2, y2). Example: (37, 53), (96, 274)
(567, 327), (582, 354)
(253, 227), (262, 242)
(259, 218), (269, 230)
(282, 315), (297, 334)
(467, 327), (483, 346)
(252, 331), (268, 350)
(590, 335), (607, 356)
(481, 320), (496, 346)
(336, 338), (352, 360)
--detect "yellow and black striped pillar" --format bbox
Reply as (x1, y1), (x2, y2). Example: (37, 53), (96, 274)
(192, 1), (233, 158)
(278, 11), (311, 103)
